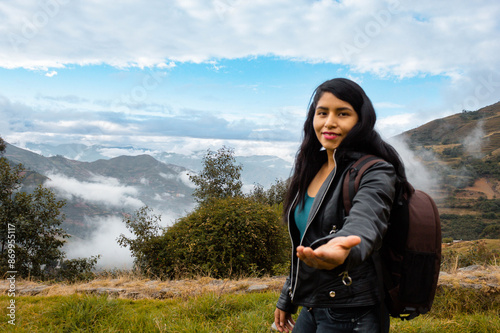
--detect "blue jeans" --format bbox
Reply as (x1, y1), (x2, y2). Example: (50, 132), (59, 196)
(292, 305), (388, 333)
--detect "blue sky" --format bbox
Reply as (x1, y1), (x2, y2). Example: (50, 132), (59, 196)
(0, 0), (499, 162)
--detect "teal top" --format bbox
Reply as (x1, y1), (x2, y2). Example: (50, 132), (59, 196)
(294, 192), (315, 240)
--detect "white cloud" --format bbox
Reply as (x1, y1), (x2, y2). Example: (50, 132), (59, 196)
(462, 120), (486, 158)
(64, 215), (134, 269)
(376, 107), (456, 139)
(0, 0), (498, 81)
(64, 208), (184, 269)
(3, 127), (300, 163)
(154, 192), (171, 201)
(442, 70), (500, 114)
(99, 147), (156, 159)
(242, 183), (255, 194)
(45, 70), (57, 77)
(159, 172), (176, 180)
(178, 170), (196, 189)
(42, 120), (136, 134)
(374, 102), (404, 109)
(376, 113), (417, 138)
(44, 173), (145, 209)
(387, 137), (441, 194)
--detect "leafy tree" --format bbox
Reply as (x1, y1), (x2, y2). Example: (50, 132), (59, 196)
(0, 141), (70, 278)
(117, 206), (163, 272)
(249, 178), (288, 206)
(265, 178), (288, 206)
(248, 183), (267, 203)
(189, 146), (243, 203)
(12, 186), (68, 278)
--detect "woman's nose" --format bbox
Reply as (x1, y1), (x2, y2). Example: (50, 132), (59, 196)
(325, 114), (337, 128)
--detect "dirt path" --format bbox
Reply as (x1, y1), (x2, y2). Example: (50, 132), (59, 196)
(464, 178), (498, 199)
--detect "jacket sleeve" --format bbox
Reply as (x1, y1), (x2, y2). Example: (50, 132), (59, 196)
(310, 161), (396, 270)
(276, 276), (299, 314)
(339, 160), (396, 270)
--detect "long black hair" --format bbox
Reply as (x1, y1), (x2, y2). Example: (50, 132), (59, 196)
(283, 78), (411, 216)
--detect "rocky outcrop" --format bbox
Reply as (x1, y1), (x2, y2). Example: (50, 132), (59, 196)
(0, 276), (283, 300)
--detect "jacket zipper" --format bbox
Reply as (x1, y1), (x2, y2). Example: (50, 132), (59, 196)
(290, 150), (337, 301)
(286, 192), (298, 299)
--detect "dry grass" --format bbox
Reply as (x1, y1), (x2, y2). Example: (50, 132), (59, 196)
(442, 239), (500, 255)
(0, 273), (286, 300)
(439, 265), (500, 286)
(2, 266), (499, 302)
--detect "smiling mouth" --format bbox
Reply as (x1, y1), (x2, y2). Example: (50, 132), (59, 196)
(322, 132), (339, 139)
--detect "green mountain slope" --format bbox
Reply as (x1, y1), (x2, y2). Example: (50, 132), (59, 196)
(400, 101), (500, 156)
(398, 102), (500, 240)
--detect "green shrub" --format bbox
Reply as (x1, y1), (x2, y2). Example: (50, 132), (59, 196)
(441, 240), (499, 271)
(442, 237), (453, 244)
(148, 196), (290, 279)
(441, 145), (464, 158)
(480, 224), (500, 239)
(459, 240), (499, 267)
(43, 256), (100, 282)
(482, 212), (498, 219)
(474, 199), (500, 213)
(440, 214), (486, 240)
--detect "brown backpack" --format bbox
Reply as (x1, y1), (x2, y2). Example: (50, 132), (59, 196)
(343, 155), (442, 320)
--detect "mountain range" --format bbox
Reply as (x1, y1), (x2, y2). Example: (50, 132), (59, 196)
(3, 140), (293, 240)
(2, 101), (499, 265)
(13, 143), (293, 188)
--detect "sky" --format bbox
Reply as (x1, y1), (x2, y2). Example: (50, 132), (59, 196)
(0, 0), (499, 163)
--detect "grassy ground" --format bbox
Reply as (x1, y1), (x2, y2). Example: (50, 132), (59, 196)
(5, 292), (275, 332)
(1, 240), (498, 332)
(0, 285), (498, 332)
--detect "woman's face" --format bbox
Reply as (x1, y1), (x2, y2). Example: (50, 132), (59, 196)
(313, 92), (359, 153)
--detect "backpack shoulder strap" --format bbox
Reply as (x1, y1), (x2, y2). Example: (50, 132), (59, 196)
(342, 154), (385, 215)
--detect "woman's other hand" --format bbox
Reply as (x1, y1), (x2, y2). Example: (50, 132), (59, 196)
(274, 308), (295, 332)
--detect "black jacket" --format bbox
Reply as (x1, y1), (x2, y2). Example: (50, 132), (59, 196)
(277, 151), (397, 313)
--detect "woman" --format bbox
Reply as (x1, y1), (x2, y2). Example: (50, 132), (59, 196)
(274, 78), (410, 332)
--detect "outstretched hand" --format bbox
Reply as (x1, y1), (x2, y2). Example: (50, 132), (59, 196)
(296, 235), (361, 270)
